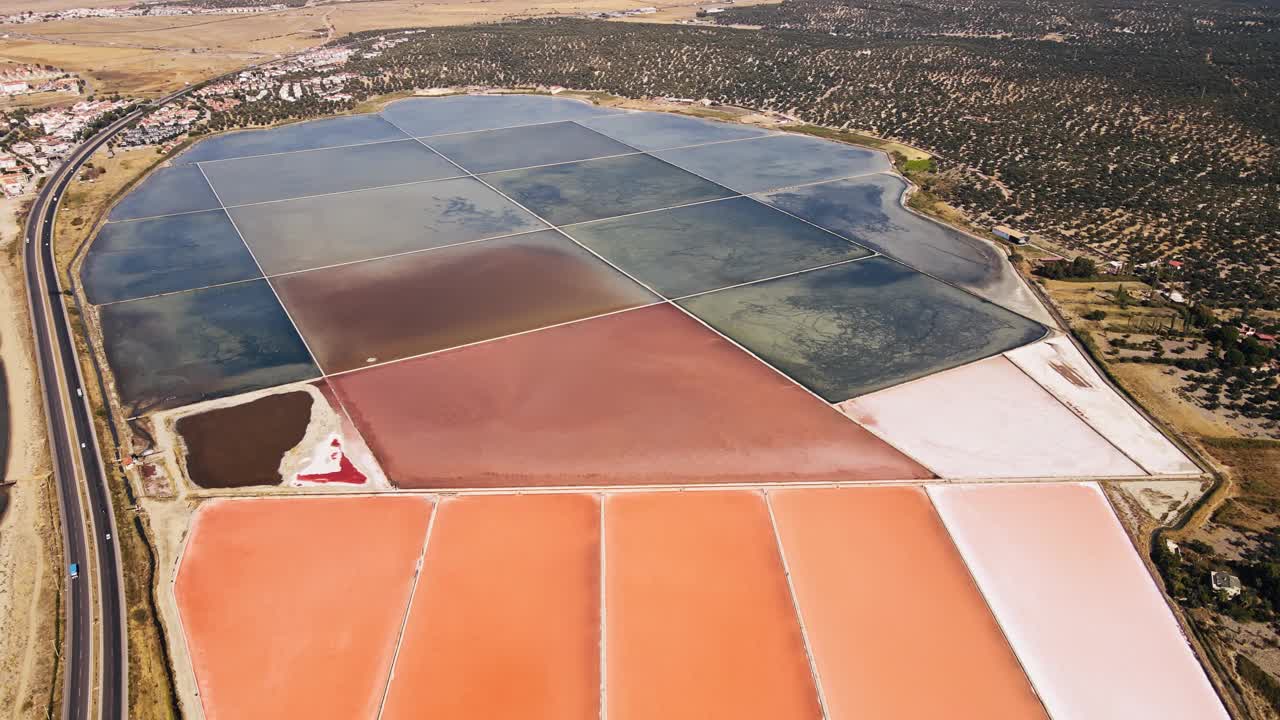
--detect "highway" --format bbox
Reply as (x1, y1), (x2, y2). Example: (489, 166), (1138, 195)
(23, 99), (178, 720)
(20, 40), (361, 718)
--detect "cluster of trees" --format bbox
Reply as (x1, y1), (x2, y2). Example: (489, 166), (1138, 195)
(1181, 367), (1280, 419)
(1173, 316), (1280, 425)
(1155, 533), (1280, 625)
(716, 0), (1280, 309)
(1077, 297), (1280, 427)
(75, 102), (138, 142)
(1154, 537), (1217, 610)
(717, 0), (1278, 52)
(204, 13), (1277, 309)
(1205, 323), (1277, 369)
(1033, 256), (1098, 280)
(201, 93), (355, 133)
(1239, 531), (1280, 618)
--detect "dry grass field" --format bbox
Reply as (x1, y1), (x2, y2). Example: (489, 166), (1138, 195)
(1045, 279), (1181, 331)
(321, 0), (776, 34)
(0, 0), (118, 11)
(325, 0), (619, 32)
(0, 39), (252, 96)
(0, 0), (772, 97)
(0, 4), (335, 96)
(15, 11), (330, 53)
(0, 89), (76, 109)
(1109, 362), (1240, 440)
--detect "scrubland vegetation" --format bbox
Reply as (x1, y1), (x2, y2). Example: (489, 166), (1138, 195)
(200, 9), (1278, 308)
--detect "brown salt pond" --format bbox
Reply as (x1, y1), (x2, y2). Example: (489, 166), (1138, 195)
(270, 229), (657, 373)
(769, 487), (1047, 720)
(930, 483), (1229, 720)
(331, 304), (931, 488)
(176, 390), (312, 488)
(175, 496), (432, 720)
(382, 494), (600, 720)
(604, 491), (821, 720)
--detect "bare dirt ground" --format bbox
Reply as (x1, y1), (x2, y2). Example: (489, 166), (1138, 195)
(1110, 363), (1243, 440)
(0, 194), (58, 720)
(1209, 614), (1280, 720)
(0, 475), (61, 720)
(1116, 479), (1210, 525)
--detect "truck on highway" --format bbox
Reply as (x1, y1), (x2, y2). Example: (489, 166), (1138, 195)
(69, 563), (79, 579)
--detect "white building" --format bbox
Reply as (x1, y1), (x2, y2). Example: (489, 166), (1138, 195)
(1211, 571), (1242, 598)
(994, 225), (1030, 245)
(1, 174), (25, 197)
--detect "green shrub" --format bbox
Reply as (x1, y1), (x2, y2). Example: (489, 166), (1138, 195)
(903, 157), (935, 174)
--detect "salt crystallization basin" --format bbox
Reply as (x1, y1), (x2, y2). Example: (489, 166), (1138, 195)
(80, 94), (1219, 720)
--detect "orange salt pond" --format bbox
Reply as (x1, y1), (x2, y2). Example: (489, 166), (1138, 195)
(930, 483), (1229, 720)
(381, 494), (601, 720)
(174, 496), (432, 720)
(769, 487), (1048, 720)
(604, 491), (821, 720)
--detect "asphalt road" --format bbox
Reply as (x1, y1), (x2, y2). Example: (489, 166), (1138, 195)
(22, 87), (207, 717)
(24, 106), (147, 720)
